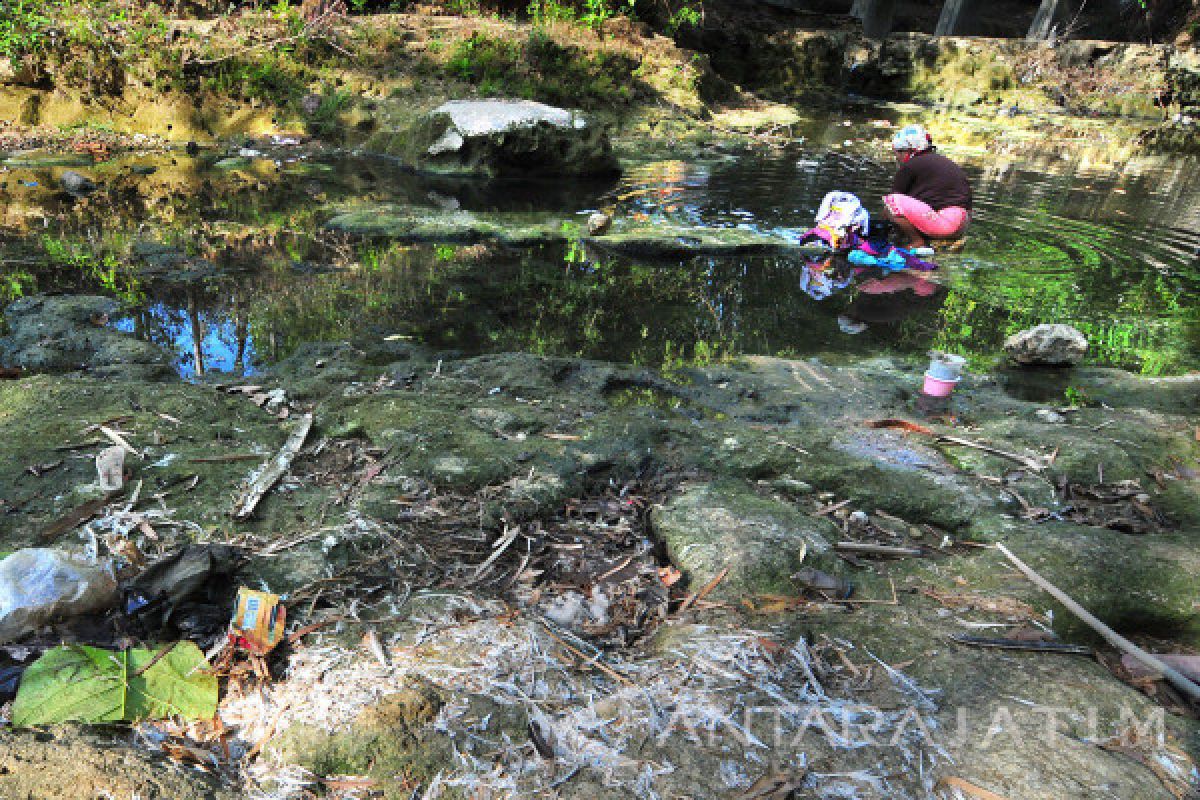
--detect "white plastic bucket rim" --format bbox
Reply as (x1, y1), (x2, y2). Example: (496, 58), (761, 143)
(928, 352), (967, 381)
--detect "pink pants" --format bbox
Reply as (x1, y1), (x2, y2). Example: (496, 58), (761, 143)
(883, 194), (970, 238)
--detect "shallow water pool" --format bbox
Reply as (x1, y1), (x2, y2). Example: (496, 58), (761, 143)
(0, 125), (1197, 379)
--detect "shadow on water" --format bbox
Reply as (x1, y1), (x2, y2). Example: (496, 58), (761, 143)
(1, 122), (1198, 381)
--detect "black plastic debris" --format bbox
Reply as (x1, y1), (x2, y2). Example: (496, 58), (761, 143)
(123, 545), (243, 649)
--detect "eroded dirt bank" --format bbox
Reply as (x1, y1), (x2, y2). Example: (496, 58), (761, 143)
(2, 8), (1198, 157)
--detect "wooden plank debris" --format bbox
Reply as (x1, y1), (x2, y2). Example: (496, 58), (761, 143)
(231, 413), (313, 521)
(38, 490), (123, 543)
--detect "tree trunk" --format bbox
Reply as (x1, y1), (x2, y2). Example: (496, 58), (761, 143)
(1027, 0), (1069, 41)
(187, 292), (205, 377)
(849, 0), (868, 20)
(858, 0), (896, 39)
(935, 0), (980, 37)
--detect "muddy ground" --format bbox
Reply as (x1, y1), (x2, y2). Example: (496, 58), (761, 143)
(0, 298), (1198, 799)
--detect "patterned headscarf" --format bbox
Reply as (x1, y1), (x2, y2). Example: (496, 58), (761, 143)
(891, 124), (933, 153)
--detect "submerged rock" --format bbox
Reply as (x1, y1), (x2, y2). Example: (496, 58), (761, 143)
(1004, 323), (1089, 366)
(323, 201), (791, 257)
(390, 99), (620, 179)
(587, 211), (612, 235)
(0, 295), (172, 379)
(324, 205), (560, 246)
(59, 170), (96, 196)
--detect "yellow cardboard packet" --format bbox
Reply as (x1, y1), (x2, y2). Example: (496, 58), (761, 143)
(230, 588), (286, 654)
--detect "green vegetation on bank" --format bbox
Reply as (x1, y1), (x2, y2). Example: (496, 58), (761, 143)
(0, 0), (712, 140)
(443, 29), (641, 107)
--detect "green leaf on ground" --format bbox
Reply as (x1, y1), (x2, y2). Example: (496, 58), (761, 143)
(11, 642), (217, 727)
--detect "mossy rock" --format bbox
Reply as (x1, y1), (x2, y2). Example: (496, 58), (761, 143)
(1, 295), (173, 379)
(651, 479), (841, 600)
(270, 681), (453, 799)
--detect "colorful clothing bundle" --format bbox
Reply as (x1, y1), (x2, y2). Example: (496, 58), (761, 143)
(799, 190), (938, 272)
(846, 246), (937, 272)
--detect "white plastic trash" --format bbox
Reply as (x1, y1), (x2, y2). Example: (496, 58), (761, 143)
(96, 446), (125, 492)
(0, 549), (118, 643)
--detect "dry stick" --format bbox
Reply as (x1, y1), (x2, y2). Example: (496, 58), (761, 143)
(188, 453), (263, 463)
(814, 499), (852, 517)
(676, 566), (730, 615)
(53, 439), (107, 452)
(232, 413), (314, 520)
(835, 542), (925, 557)
(996, 543), (1200, 704)
(133, 641), (179, 677)
(938, 435), (1043, 471)
(771, 438), (811, 456)
(244, 701), (290, 762)
(594, 555), (634, 583)
(948, 634), (1092, 656)
(99, 425), (141, 458)
(538, 621), (633, 686)
(839, 578), (899, 606)
(470, 525), (520, 582)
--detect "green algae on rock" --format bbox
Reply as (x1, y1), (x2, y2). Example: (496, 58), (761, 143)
(652, 479), (841, 600)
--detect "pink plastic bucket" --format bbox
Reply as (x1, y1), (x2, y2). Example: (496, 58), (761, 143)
(922, 372), (959, 398)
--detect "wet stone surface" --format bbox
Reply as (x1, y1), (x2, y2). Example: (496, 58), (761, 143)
(0, 326), (1197, 797)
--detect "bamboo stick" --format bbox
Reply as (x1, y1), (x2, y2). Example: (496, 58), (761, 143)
(996, 543), (1200, 703)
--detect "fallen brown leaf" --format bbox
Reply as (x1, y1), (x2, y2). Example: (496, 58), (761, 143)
(935, 776), (1009, 800)
(865, 418), (934, 436)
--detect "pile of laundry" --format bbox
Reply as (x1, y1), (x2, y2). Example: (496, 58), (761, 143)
(799, 191), (938, 272)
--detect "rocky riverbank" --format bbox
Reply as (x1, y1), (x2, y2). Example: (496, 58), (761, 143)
(0, 294), (1197, 798)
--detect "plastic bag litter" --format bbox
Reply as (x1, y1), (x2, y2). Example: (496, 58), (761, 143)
(123, 544), (242, 649)
(0, 548), (118, 643)
(95, 446), (125, 491)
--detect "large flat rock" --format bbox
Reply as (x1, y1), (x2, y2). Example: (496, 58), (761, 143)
(381, 99), (620, 179)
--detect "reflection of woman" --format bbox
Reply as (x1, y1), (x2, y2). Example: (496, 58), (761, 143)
(838, 272), (947, 334)
(883, 124), (972, 248)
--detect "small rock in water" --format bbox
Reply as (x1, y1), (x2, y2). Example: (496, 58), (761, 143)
(837, 315), (868, 335)
(59, 170), (96, 196)
(1003, 324), (1088, 366)
(1034, 409), (1066, 424)
(587, 212), (612, 236)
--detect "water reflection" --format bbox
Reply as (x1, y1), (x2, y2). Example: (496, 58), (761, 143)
(0, 125), (1197, 378)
